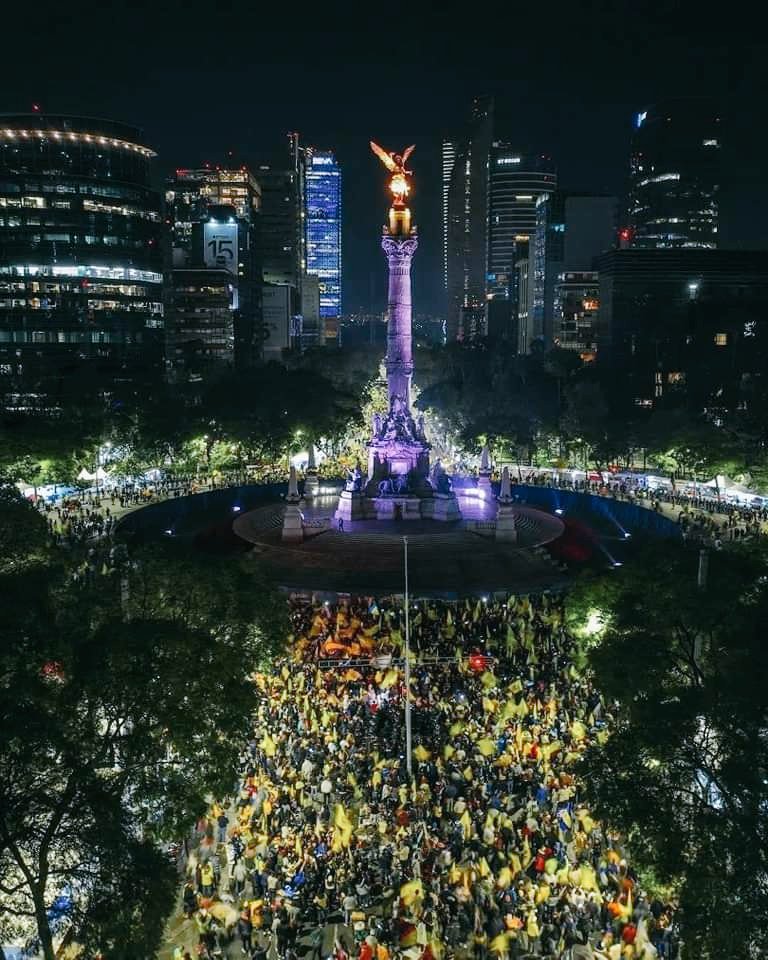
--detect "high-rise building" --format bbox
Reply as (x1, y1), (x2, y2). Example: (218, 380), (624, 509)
(0, 113), (163, 398)
(445, 96), (494, 340)
(514, 255), (533, 355)
(305, 149), (341, 319)
(528, 192), (617, 350)
(262, 283), (301, 359)
(256, 133), (307, 289)
(166, 269), (235, 380)
(628, 99), (721, 249)
(165, 166), (261, 369)
(486, 146), (556, 339)
(441, 139), (456, 290)
(595, 249), (768, 407)
(553, 271), (600, 357)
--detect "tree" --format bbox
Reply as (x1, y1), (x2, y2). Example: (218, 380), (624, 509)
(0, 481), (50, 573)
(572, 541), (768, 959)
(0, 516), (287, 958)
(414, 341), (561, 457)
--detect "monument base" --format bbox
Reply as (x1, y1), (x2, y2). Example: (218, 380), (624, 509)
(334, 490), (367, 522)
(282, 503), (304, 543)
(304, 471), (320, 498)
(495, 503), (518, 543)
(422, 492), (462, 522)
(371, 495), (423, 521)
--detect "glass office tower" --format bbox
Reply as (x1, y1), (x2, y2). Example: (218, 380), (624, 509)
(629, 99), (721, 249)
(0, 113), (163, 394)
(305, 150), (341, 318)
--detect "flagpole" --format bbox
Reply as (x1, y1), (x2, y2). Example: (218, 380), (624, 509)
(403, 536), (413, 779)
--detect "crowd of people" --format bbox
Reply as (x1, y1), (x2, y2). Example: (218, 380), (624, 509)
(515, 470), (768, 544)
(170, 595), (679, 960)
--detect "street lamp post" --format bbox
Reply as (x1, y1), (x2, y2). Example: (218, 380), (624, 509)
(403, 536), (413, 780)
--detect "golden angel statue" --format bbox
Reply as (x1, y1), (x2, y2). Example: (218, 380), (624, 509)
(370, 141), (415, 206)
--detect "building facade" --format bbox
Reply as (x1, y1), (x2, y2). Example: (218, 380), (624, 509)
(0, 113), (163, 397)
(305, 149), (341, 319)
(595, 249), (768, 408)
(165, 269), (235, 380)
(441, 138), (456, 291)
(529, 192), (617, 351)
(553, 271), (599, 356)
(628, 99), (721, 250)
(445, 96), (494, 340)
(487, 147), (557, 302)
(165, 166), (261, 370)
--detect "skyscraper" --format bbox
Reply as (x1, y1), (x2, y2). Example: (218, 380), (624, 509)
(305, 149), (341, 319)
(628, 99), (721, 249)
(486, 147), (557, 338)
(445, 96), (494, 340)
(529, 192), (617, 350)
(256, 133), (307, 289)
(441, 138), (456, 290)
(165, 166), (261, 370)
(0, 113), (163, 398)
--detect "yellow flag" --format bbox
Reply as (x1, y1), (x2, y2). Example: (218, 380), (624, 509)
(414, 745), (431, 762)
(480, 670), (497, 689)
(496, 866), (512, 889)
(476, 738), (496, 757)
(400, 879), (423, 906)
(260, 733), (277, 757)
(478, 856), (491, 878)
(331, 803), (353, 852)
(571, 720), (587, 741)
(489, 933), (510, 955)
(380, 668), (399, 689)
(459, 809), (472, 839)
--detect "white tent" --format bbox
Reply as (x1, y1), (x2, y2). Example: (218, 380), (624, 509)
(76, 466), (109, 482)
(703, 474), (753, 496)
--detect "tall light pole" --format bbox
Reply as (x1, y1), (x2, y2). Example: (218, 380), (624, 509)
(403, 536), (413, 779)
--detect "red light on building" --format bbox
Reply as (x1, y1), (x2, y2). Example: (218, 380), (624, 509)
(32, 103), (41, 113)
(618, 227), (633, 250)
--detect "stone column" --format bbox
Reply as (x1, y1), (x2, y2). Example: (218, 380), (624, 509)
(495, 466), (517, 543)
(382, 233), (418, 408)
(282, 467), (304, 543)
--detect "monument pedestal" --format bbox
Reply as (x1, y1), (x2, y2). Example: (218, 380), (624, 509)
(334, 490), (366, 522)
(495, 503), (517, 542)
(372, 495), (423, 521)
(478, 471), (493, 495)
(422, 492), (462, 522)
(304, 469), (320, 498)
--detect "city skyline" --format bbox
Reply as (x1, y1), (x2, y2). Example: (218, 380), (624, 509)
(2, 5), (767, 316)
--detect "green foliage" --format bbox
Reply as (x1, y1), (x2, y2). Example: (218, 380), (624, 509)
(0, 482), (50, 572)
(575, 541), (768, 959)
(0, 498), (286, 959)
(414, 341), (561, 456)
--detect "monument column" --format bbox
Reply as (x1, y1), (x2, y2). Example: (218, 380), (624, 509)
(383, 234), (418, 407)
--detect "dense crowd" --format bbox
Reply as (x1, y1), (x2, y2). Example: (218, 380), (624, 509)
(171, 596), (678, 960)
(517, 470), (767, 544)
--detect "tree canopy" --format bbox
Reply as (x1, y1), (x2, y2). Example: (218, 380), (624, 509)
(0, 500), (287, 959)
(571, 541), (768, 959)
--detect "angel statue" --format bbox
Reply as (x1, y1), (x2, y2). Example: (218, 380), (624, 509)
(370, 141), (415, 207)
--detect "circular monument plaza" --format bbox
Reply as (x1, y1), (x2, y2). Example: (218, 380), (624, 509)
(232, 486), (566, 596)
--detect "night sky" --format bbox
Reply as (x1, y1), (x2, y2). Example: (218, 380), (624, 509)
(3, 1), (767, 315)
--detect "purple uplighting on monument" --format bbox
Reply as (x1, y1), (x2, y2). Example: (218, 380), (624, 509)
(383, 234), (418, 408)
